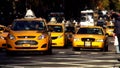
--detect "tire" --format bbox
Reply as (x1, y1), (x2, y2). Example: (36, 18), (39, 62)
(72, 47), (80, 51)
(6, 51), (16, 56)
(46, 47), (52, 55)
(100, 45), (108, 52)
(104, 45), (108, 51)
(44, 42), (52, 55)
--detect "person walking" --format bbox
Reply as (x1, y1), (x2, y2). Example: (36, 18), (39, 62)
(114, 16), (120, 53)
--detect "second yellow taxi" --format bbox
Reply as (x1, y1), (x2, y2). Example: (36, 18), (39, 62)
(72, 26), (108, 51)
(105, 21), (114, 37)
(47, 23), (67, 47)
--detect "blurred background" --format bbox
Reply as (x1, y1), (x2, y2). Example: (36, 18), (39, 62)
(0, 0), (120, 26)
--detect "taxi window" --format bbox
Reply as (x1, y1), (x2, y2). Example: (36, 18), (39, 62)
(77, 28), (104, 35)
(80, 17), (86, 22)
(48, 25), (63, 32)
(12, 21), (45, 31)
(107, 26), (114, 28)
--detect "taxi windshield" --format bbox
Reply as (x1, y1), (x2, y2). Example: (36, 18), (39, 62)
(48, 25), (63, 32)
(12, 21), (45, 31)
(107, 26), (114, 28)
(77, 28), (104, 35)
(80, 16), (87, 22)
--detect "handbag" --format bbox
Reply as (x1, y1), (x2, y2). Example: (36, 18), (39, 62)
(114, 36), (119, 46)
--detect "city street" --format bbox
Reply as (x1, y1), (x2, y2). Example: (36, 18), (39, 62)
(0, 0), (120, 68)
(0, 37), (120, 68)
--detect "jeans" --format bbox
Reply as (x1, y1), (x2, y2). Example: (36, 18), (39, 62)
(116, 34), (120, 53)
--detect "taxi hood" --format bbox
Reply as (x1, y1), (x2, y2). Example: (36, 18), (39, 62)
(74, 34), (106, 39)
(9, 30), (45, 36)
(51, 32), (64, 37)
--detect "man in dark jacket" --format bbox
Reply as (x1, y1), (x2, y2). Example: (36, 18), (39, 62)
(114, 16), (120, 53)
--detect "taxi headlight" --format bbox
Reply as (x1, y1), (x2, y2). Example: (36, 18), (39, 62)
(96, 39), (104, 42)
(38, 34), (46, 40)
(58, 35), (63, 38)
(108, 30), (113, 32)
(0, 36), (5, 40)
(9, 34), (15, 40)
(74, 38), (80, 41)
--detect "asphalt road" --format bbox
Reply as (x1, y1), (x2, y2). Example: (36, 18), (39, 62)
(0, 37), (120, 68)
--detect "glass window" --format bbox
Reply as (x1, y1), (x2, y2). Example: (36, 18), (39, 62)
(12, 20), (45, 31)
(48, 25), (63, 32)
(77, 28), (103, 35)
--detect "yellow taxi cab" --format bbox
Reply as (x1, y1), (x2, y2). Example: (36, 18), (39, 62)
(72, 26), (108, 51)
(0, 25), (6, 33)
(0, 25), (8, 50)
(105, 21), (114, 37)
(6, 9), (52, 55)
(47, 23), (67, 47)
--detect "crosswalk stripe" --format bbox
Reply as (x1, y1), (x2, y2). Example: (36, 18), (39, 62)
(58, 51), (66, 54)
(53, 58), (119, 63)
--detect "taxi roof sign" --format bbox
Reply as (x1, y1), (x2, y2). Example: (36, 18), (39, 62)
(24, 9), (36, 18)
(81, 10), (94, 13)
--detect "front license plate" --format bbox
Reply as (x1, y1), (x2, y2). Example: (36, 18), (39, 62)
(85, 41), (91, 47)
(23, 44), (30, 47)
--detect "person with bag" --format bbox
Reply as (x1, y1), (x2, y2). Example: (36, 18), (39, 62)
(113, 16), (120, 53)
(114, 35), (119, 53)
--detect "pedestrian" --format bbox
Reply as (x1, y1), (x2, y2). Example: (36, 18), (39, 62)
(113, 16), (120, 53)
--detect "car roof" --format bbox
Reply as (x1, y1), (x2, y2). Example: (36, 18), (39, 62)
(47, 23), (64, 26)
(0, 25), (6, 27)
(14, 17), (46, 22)
(80, 26), (102, 28)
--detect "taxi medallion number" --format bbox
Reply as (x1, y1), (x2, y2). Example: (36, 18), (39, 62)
(85, 41), (91, 47)
(23, 44), (30, 47)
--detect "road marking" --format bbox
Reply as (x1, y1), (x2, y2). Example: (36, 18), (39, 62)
(58, 51), (66, 54)
(74, 52), (81, 54)
(91, 52), (98, 54)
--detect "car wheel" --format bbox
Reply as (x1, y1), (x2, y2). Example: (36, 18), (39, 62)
(6, 51), (16, 56)
(72, 47), (80, 51)
(100, 45), (108, 52)
(44, 42), (52, 55)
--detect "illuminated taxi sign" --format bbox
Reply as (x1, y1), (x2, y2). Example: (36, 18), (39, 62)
(24, 9), (36, 18)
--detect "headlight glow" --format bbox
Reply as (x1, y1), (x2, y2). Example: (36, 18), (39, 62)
(0, 36), (5, 40)
(108, 30), (113, 32)
(96, 39), (104, 42)
(58, 35), (63, 38)
(38, 34), (46, 40)
(74, 38), (80, 41)
(9, 34), (15, 40)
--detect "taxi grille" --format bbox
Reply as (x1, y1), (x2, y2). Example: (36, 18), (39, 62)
(17, 36), (36, 38)
(15, 47), (38, 49)
(15, 40), (38, 45)
(51, 37), (58, 39)
(81, 38), (95, 42)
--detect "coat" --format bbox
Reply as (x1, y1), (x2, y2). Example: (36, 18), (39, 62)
(114, 17), (120, 35)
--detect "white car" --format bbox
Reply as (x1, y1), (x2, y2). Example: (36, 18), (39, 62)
(80, 16), (94, 26)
